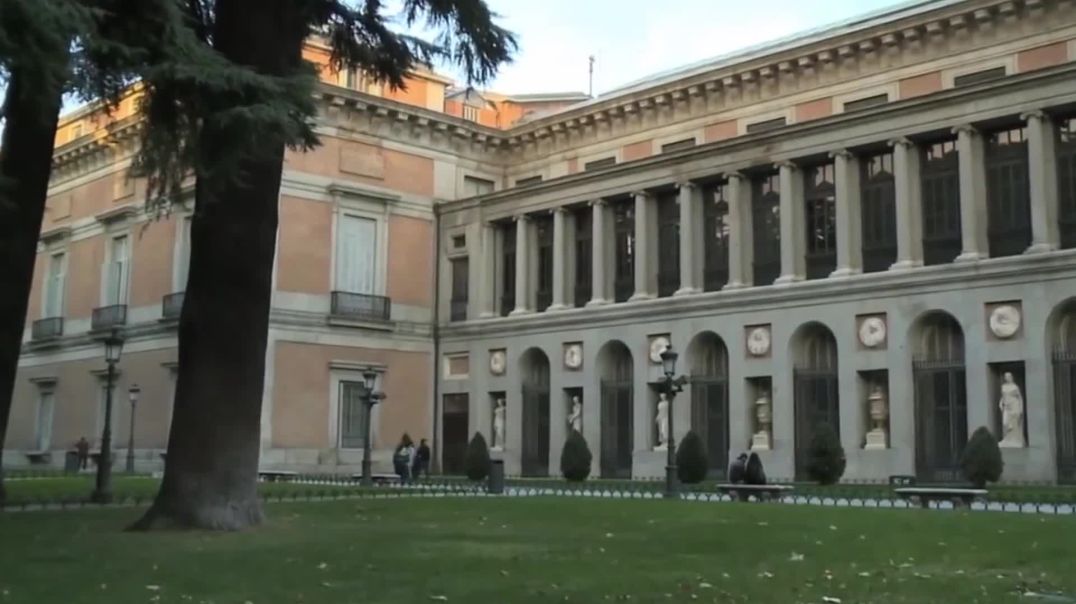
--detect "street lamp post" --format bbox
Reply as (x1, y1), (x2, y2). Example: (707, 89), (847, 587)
(660, 345), (687, 499)
(360, 370), (385, 487)
(91, 331), (124, 504)
(125, 384), (141, 473)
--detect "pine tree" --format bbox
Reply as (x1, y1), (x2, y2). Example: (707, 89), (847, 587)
(464, 433), (492, 482)
(961, 426), (1003, 488)
(805, 423), (846, 485)
(560, 430), (592, 482)
(675, 430), (709, 485)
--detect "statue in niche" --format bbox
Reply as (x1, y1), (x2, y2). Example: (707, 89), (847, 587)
(864, 385), (889, 450)
(492, 398), (506, 451)
(751, 390), (772, 451)
(567, 395), (583, 434)
(654, 392), (670, 450)
(998, 372), (1026, 448)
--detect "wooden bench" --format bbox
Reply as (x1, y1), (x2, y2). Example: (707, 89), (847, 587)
(717, 484), (794, 502)
(258, 470), (299, 482)
(350, 473), (401, 485)
(24, 451), (51, 465)
(894, 487), (987, 509)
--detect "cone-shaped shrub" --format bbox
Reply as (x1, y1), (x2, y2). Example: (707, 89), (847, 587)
(676, 430), (709, 484)
(560, 430), (593, 482)
(960, 426), (1003, 488)
(805, 423), (846, 485)
(464, 432), (491, 481)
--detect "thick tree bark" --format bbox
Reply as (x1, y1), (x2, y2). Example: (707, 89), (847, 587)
(0, 68), (66, 504)
(131, 0), (308, 530)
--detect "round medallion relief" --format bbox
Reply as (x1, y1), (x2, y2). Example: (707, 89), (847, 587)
(989, 305), (1021, 339)
(858, 317), (887, 348)
(489, 350), (506, 375)
(564, 343), (583, 370)
(746, 327), (771, 357)
(649, 336), (671, 364)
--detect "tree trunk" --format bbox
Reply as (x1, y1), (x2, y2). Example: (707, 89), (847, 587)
(0, 66), (66, 504)
(131, 0), (308, 530)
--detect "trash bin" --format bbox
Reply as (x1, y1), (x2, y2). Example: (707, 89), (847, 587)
(488, 459), (505, 494)
(64, 451), (80, 474)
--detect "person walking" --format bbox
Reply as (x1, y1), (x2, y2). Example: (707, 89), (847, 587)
(393, 434), (415, 484)
(75, 437), (90, 470)
(412, 438), (431, 480)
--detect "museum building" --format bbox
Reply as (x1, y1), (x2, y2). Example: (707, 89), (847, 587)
(5, 0), (1076, 484)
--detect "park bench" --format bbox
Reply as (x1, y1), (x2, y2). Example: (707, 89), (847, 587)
(350, 472), (401, 485)
(258, 470), (299, 482)
(894, 487), (987, 509)
(24, 451), (51, 465)
(717, 484), (794, 502)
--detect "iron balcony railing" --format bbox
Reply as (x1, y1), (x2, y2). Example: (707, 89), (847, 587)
(330, 291), (391, 322)
(31, 317), (64, 341)
(91, 304), (127, 331)
(162, 292), (185, 321)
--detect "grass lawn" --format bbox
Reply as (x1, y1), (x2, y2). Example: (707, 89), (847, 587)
(1, 498), (1074, 603)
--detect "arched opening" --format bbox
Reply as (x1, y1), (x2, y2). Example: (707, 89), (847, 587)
(519, 348), (551, 477)
(791, 323), (840, 480)
(1051, 300), (1076, 483)
(687, 332), (729, 477)
(597, 341), (633, 478)
(911, 312), (967, 482)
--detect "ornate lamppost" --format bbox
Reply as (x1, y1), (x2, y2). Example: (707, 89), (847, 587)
(360, 369), (385, 486)
(91, 331), (124, 503)
(660, 345), (687, 499)
(125, 384), (141, 473)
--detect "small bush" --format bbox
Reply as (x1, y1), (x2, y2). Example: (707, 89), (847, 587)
(676, 430), (709, 485)
(464, 432), (491, 482)
(805, 423), (846, 485)
(961, 426), (1003, 488)
(560, 430), (593, 482)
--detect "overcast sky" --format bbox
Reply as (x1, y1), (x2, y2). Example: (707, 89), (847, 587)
(443, 0), (913, 96)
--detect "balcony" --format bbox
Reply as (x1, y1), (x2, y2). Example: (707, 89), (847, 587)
(330, 291), (391, 322)
(31, 317), (64, 341)
(161, 292), (185, 321)
(91, 304), (127, 331)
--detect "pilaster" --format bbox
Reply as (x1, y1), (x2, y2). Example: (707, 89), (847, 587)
(478, 223), (496, 318)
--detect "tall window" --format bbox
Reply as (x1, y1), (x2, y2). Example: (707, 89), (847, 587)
(339, 381), (368, 448)
(574, 207), (592, 307)
(500, 223), (516, 316)
(860, 152), (897, 273)
(35, 390), (54, 451)
(985, 127), (1031, 257)
(1060, 118), (1076, 249)
(920, 140), (962, 265)
(613, 200), (635, 302)
(656, 192), (680, 297)
(462, 105), (480, 122)
(535, 215), (554, 311)
(703, 183), (730, 291)
(804, 164), (837, 279)
(175, 215), (192, 292)
(463, 176), (495, 197)
(336, 215), (377, 294)
(449, 257), (469, 322)
(44, 252), (66, 319)
(105, 235), (130, 306)
(752, 174), (781, 286)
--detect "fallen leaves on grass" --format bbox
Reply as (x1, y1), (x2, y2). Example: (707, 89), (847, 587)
(789, 552), (804, 562)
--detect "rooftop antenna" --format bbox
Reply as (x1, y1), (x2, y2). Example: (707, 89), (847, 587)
(588, 55), (595, 98)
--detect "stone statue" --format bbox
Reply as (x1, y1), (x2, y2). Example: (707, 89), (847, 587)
(492, 398), (506, 451)
(751, 390), (772, 451)
(998, 372), (1025, 448)
(864, 385), (889, 450)
(567, 395), (582, 434)
(654, 393), (670, 450)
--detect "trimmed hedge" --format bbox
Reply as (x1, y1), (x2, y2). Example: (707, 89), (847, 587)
(464, 432), (491, 481)
(675, 430), (708, 484)
(805, 423), (846, 486)
(961, 426), (1003, 488)
(560, 430), (593, 482)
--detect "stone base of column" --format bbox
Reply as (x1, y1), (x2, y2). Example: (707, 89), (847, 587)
(888, 259), (922, 272)
(828, 267), (861, 278)
(673, 287), (702, 297)
(628, 292), (655, 302)
(585, 298), (610, 308)
(955, 251), (987, 263)
(1024, 243), (1058, 255)
(478, 311), (496, 319)
(508, 308), (533, 317)
(774, 274), (803, 286)
(722, 281), (749, 291)
(545, 303), (569, 312)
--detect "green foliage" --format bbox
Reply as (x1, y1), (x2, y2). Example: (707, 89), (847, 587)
(464, 432), (491, 482)
(560, 430), (592, 482)
(805, 423), (846, 485)
(961, 426), (1003, 488)
(675, 430), (708, 485)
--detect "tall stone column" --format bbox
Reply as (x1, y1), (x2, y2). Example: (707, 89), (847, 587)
(1023, 110), (1061, 253)
(587, 200), (610, 306)
(548, 207), (569, 311)
(954, 124), (988, 262)
(890, 138), (923, 270)
(830, 150), (862, 277)
(478, 222), (496, 318)
(725, 172), (752, 289)
(775, 161), (805, 285)
(675, 182), (703, 295)
(510, 214), (532, 315)
(630, 191), (657, 300)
